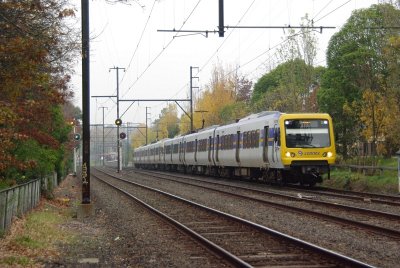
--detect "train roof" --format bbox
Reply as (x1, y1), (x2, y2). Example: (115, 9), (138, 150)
(238, 111), (281, 122)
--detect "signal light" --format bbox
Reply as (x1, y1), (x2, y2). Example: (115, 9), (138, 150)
(120, 132), (126, 139)
(115, 118), (122, 126)
(74, 133), (81, 141)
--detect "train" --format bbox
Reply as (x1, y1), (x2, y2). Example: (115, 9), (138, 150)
(133, 111), (336, 186)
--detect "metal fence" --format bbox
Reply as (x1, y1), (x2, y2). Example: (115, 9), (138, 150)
(334, 164), (396, 175)
(0, 173), (58, 233)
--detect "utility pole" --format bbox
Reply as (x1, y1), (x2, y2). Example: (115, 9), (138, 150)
(146, 107), (150, 145)
(190, 66), (199, 133)
(98, 106), (108, 166)
(109, 66), (125, 173)
(81, 0), (90, 204)
(218, 0), (224, 37)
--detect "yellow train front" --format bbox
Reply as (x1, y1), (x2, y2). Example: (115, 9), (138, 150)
(279, 113), (336, 186)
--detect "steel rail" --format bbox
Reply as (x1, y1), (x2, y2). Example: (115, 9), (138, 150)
(129, 169), (400, 238)
(95, 168), (375, 268)
(92, 172), (252, 267)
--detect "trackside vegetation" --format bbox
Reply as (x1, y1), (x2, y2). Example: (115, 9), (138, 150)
(0, 0), (80, 189)
(323, 157), (398, 193)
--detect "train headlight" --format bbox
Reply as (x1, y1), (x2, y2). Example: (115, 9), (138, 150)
(327, 152), (333, 157)
(285, 152), (296, 158)
(323, 152), (333, 157)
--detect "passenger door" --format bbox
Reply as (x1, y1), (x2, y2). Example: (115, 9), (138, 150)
(263, 126), (269, 164)
(235, 131), (240, 163)
(274, 125), (280, 163)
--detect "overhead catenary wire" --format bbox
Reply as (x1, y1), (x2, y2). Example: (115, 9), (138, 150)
(198, 0), (257, 74)
(312, 0), (335, 21)
(194, 0), (356, 94)
(99, 0), (203, 124)
(222, 0), (361, 82)
(120, 0), (157, 88)
(124, 0), (203, 96)
(95, 0), (377, 126)
(314, 0), (352, 23)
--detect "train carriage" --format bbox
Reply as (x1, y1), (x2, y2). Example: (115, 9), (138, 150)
(214, 111), (283, 178)
(186, 126), (218, 174)
(163, 138), (173, 168)
(133, 111), (336, 186)
(182, 132), (197, 170)
(170, 136), (184, 171)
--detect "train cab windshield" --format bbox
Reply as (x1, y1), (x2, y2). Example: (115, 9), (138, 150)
(284, 119), (330, 148)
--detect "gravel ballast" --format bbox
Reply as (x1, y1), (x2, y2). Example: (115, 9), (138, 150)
(39, 170), (399, 267)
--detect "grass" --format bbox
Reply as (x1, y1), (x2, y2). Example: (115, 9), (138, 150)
(0, 202), (77, 267)
(0, 179), (16, 191)
(1, 256), (32, 266)
(322, 156), (399, 194)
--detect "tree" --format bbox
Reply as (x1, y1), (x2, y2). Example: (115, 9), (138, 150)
(130, 124), (147, 149)
(0, 0), (78, 182)
(319, 3), (400, 158)
(277, 14), (317, 66)
(252, 59), (318, 113)
(179, 64), (239, 134)
(154, 104), (179, 139)
(235, 74), (253, 103)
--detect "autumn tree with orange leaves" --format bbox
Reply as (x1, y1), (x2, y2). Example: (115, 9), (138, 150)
(0, 0), (79, 186)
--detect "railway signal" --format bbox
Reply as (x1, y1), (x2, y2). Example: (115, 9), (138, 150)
(115, 118), (122, 126)
(74, 133), (81, 141)
(120, 132), (126, 140)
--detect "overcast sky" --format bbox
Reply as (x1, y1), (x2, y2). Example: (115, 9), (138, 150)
(70, 0), (378, 126)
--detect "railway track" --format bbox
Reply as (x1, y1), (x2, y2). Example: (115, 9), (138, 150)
(288, 185), (400, 206)
(124, 168), (400, 239)
(92, 168), (373, 268)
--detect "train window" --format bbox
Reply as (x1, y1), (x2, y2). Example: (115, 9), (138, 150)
(284, 119), (330, 148)
(243, 132), (247, 149)
(236, 131), (240, 162)
(224, 135), (227, 150)
(249, 131), (252, 148)
(251, 130), (255, 148)
(216, 135), (220, 162)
